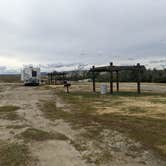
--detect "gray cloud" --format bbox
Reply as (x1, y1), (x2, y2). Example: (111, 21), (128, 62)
(0, 65), (19, 74)
(149, 60), (166, 64)
(38, 63), (88, 71)
(0, 0), (166, 73)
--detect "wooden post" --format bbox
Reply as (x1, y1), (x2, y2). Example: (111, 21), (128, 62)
(50, 73), (53, 85)
(63, 73), (65, 83)
(64, 83), (71, 93)
(48, 73), (50, 85)
(52, 73), (54, 85)
(49, 73), (51, 84)
(137, 63), (141, 94)
(49, 73), (51, 85)
(54, 73), (56, 85)
(110, 62), (113, 94)
(66, 85), (69, 93)
(92, 66), (96, 92)
(116, 70), (119, 92)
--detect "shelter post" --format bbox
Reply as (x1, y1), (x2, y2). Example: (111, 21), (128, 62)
(48, 73), (50, 85)
(116, 70), (119, 92)
(92, 66), (96, 92)
(50, 73), (53, 85)
(54, 73), (56, 85)
(110, 62), (113, 94)
(137, 63), (141, 94)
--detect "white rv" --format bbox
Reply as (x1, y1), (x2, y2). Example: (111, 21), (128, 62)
(21, 67), (41, 86)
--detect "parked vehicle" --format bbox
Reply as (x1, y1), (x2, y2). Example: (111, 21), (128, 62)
(21, 67), (41, 86)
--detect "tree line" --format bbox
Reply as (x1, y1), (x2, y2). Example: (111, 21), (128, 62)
(68, 68), (166, 83)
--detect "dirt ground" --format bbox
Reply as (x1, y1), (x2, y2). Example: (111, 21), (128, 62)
(0, 83), (166, 166)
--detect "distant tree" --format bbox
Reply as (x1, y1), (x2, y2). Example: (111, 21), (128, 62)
(66, 68), (166, 83)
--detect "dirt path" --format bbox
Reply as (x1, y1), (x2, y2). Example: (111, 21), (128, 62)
(0, 84), (86, 166)
(0, 84), (166, 166)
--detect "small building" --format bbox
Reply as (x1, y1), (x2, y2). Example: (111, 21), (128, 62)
(21, 67), (41, 86)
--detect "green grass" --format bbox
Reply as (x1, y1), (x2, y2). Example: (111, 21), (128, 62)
(0, 142), (35, 166)
(17, 128), (68, 142)
(0, 106), (20, 120)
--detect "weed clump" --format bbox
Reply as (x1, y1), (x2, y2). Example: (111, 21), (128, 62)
(0, 106), (20, 120)
(0, 142), (35, 166)
(18, 128), (68, 142)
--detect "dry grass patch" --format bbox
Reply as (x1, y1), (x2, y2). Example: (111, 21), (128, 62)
(41, 93), (115, 164)
(0, 106), (20, 120)
(0, 142), (36, 166)
(40, 101), (71, 121)
(6, 125), (28, 129)
(70, 127), (113, 165)
(55, 91), (166, 160)
(151, 98), (166, 104)
(18, 128), (68, 142)
(122, 106), (148, 114)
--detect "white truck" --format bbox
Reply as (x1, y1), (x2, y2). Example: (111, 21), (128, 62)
(21, 67), (41, 86)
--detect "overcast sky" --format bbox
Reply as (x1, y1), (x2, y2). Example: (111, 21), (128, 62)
(0, 0), (166, 73)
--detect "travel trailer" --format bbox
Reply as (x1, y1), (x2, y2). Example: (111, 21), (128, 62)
(21, 67), (41, 86)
